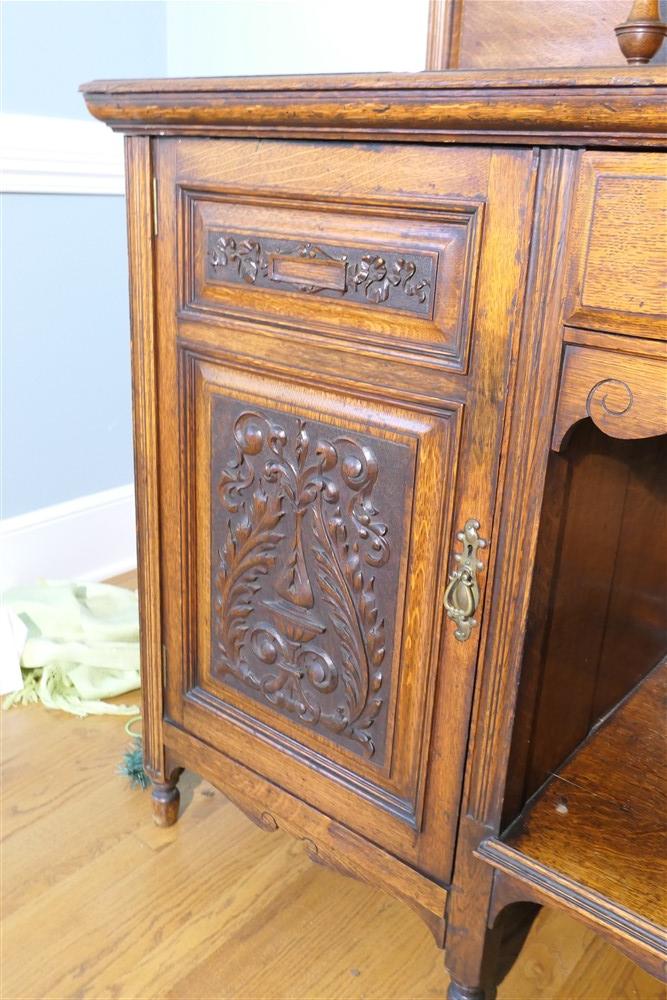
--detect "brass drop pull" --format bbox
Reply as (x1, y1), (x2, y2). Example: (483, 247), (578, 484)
(444, 519), (488, 642)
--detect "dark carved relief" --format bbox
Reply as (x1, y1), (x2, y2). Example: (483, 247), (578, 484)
(210, 400), (413, 762)
(206, 231), (435, 317)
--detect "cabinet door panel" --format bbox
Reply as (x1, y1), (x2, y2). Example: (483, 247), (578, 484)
(153, 138), (536, 881)
(178, 350), (459, 834)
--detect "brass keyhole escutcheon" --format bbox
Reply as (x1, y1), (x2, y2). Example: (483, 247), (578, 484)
(444, 519), (488, 642)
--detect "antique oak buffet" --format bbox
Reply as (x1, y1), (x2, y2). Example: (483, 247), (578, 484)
(82, 52), (667, 999)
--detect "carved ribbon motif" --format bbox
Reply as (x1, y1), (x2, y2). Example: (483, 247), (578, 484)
(207, 232), (434, 316)
(212, 410), (391, 758)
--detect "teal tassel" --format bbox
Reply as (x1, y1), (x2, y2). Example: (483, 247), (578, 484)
(117, 716), (149, 789)
(118, 738), (150, 790)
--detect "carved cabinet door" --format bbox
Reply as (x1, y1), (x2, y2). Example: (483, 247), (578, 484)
(151, 137), (536, 884)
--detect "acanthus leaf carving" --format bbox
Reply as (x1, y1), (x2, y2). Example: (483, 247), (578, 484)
(215, 486), (285, 668)
(212, 408), (393, 759)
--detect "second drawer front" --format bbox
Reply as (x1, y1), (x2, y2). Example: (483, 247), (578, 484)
(564, 152), (667, 340)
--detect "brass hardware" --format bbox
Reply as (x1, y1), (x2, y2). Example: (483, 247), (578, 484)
(444, 519), (488, 641)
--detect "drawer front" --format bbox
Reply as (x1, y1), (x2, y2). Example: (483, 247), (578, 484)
(185, 188), (482, 370)
(154, 138), (535, 882)
(564, 152), (667, 340)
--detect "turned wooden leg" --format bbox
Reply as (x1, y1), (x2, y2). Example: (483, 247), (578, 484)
(447, 982), (488, 1000)
(151, 774), (182, 827)
(446, 901), (538, 1000)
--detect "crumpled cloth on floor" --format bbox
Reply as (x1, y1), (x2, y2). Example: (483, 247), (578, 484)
(2, 580), (140, 717)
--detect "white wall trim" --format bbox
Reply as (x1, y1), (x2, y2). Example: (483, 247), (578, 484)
(1, 485), (136, 591)
(0, 113), (125, 195)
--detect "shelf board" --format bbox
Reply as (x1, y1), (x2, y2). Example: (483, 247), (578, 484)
(478, 658), (667, 974)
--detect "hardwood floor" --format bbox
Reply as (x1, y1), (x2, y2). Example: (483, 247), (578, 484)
(0, 574), (662, 1000)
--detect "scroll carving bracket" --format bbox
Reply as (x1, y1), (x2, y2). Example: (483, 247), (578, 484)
(551, 345), (667, 451)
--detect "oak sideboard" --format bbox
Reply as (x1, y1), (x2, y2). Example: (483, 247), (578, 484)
(82, 65), (667, 998)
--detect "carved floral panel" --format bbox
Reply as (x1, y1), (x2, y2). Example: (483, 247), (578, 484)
(206, 231), (436, 318)
(210, 397), (415, 764)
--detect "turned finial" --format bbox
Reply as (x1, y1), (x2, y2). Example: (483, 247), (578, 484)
(615, 0), (666, 63)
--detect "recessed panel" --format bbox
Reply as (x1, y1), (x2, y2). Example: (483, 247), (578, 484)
(565, 153), (667, 339)
(583, 175), (667, 317)
(209, 395), (415, 765)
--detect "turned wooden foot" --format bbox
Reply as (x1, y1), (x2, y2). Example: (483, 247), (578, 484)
(151, 779), (181, 827)
(447, 982), (491, 1000)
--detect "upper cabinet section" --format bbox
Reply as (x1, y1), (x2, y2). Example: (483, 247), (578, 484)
(564, 152), (667, 340)
(80, 68), (667, 148)
(425, 0), (667, 71)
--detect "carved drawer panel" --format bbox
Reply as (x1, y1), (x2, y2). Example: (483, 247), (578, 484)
(183, 190), (482, 371)
(170, 346), (462, 859)
(564, 153), (667, 339)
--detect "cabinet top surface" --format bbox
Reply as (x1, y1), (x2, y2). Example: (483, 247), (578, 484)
(81, 67), (667, 147)
(81, 66), (666, 93)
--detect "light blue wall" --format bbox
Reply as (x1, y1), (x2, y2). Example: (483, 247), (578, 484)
(2, 1), (167, 120)
(1, 194), (134, 516)
(1, 1), (167, 517)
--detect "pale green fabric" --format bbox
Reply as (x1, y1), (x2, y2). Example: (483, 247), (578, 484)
(3, 581), (140, 717)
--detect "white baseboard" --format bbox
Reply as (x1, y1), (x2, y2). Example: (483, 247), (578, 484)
(0, 113), (125, 195)
(0, 485), (136, 592)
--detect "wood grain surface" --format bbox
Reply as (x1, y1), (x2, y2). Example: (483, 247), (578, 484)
(442, 147), (578, 994)
(507, 423), (667, 813)
(150, 137), (536, 894)
(481, 662), (667, 980)
(563, 152), (667, 339)
(552, 345), (667, 448)
(507, 661), (667, 933)
(78, 67), (667, 999)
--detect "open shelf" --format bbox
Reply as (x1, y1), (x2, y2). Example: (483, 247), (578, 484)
(478, 658), (667, 974)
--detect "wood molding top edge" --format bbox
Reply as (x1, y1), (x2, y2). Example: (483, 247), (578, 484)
(79, 69), (667, 145)
(80, 67), (667, 94)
